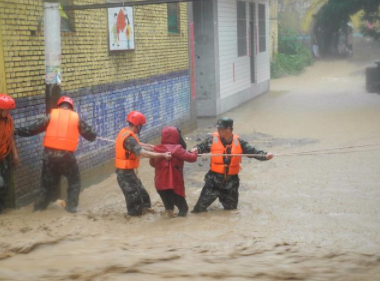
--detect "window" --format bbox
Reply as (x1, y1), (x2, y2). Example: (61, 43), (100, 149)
(237, 1), (247, 57)
(167, 3), (180, 34)
(59, 0), (75, 32)
(258, 4), (266, 52)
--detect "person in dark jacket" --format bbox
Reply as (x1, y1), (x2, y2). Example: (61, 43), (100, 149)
(150, 126), (197, 217)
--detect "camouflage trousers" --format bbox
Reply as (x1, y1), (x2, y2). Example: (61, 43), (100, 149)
(34, 152), (81, 211)
(192, 171), (240, 213)
(116, 169), (151, 216)
(0, 158), (10, 213)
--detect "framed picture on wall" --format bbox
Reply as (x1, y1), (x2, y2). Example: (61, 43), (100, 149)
(107, 7), (135, 51)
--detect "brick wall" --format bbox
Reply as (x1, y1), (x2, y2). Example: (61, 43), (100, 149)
(0, 0), (195, 206)
(0, 17), (5, 93)
(0, 0), (45, 97)
(0, 0), (189, 97)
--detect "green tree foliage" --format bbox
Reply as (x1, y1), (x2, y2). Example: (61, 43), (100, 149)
(361, 1), (380, 40)
(271, 30), (313, 79)
(316, 0), (380, 41)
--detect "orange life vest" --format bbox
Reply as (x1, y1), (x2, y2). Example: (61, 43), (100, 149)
(0, 115), (13, 160)
(43, 109), (79, 152)
(210, 132), (242, 175)
(115, 128), (140, 169)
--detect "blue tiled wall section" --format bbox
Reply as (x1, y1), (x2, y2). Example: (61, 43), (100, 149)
(12, 70), (191, 202)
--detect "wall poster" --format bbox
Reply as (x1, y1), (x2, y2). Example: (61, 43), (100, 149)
(108, 7), (135, 51)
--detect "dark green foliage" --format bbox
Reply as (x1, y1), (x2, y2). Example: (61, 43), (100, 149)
(278, 30), (302, 55)
(316, 0), (380, 43)
(271, 30), (313, 79)
(361, 11), (380, 40)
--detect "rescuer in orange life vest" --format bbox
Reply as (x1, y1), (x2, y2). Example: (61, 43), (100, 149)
(115, 111), (172, 216)
(14, 96), (97, 213)
(0, 94), (19, 214)
(190, 117), (274, 213)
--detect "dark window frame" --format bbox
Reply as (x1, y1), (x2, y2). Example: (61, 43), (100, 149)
(167, 2), (180, 34)
(59, 0), (75, 33)
(237, 1), (247, 57)
(258, 3), (266, 52)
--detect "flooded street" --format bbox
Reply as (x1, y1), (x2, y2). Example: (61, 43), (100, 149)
(1, 60), (380, 280)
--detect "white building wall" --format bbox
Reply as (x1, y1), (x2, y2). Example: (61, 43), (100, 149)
(256, 0), (271, 83)
(218, 0), (270, 100)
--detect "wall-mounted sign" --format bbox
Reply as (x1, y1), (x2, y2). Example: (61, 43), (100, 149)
(107, 7), (135, 51)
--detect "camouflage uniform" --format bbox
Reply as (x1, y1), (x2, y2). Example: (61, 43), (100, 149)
(192, 136), (268, 213)
(14, 115), (96, 212)
(0, 116), (13, 213)
(0, 156), (11, 213)
(116, 136), (151, 216)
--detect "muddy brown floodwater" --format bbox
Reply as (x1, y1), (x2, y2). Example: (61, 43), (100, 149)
(1, 60), (380, 281)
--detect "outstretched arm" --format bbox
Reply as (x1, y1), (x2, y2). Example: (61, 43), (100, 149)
(173, 147), (197, 163)
(140, 149), (171, 160)
(240, 138), (274, 161)
(14, 115), (50, 137)
(140, 142), (154, 151)
(123, 136), (171, 160)
(79, 119), (97, 142)
(191, 136), (213, 154)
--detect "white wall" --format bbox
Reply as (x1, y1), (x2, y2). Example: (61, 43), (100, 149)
(256, 0), (271, 83)
(217, 0), (270, 100)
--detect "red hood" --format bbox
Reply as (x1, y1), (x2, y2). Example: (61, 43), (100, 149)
(154, 126), (180, 153)
(161, 126), (179, 145)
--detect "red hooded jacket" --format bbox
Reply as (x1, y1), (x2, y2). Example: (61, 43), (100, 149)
(149, 126), (197, 197)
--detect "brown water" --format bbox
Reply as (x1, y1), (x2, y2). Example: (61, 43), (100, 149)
(1, 60), (380, 281)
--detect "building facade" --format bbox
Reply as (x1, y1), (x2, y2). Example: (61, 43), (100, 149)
(0, 0), (196, 206)
(193, 0), (271, 117)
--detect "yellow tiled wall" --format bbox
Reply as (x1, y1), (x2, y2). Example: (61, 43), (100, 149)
(0, 0), (189, 98)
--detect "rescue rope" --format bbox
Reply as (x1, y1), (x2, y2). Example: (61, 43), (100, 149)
(197, 142), (380, 158)
(0, 115), (14, 161)
(96, 136), (154, 151)
(97, 136), (115, 143)
(96, 136), (380, 157)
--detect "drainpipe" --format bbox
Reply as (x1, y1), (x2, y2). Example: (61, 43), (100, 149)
(0, 17), (7, 93)
(188, 2), (197, 127)
(44, 2), (62, 114)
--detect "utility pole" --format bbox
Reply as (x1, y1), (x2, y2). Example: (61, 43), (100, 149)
(44, 2), (62, 114)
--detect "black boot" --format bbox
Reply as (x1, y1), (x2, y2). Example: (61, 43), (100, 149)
(65, 205), (80, 213)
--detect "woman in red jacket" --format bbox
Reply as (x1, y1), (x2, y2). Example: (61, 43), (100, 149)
(150, 127), (197, 217)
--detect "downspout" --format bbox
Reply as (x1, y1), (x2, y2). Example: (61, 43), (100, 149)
(0, 14), (7, 93)
(44, 2), (62, 114)
(188, 1), (198, 126)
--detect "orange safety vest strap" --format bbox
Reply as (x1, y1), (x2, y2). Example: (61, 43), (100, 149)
(115, 128), (140, 169)
(43, 109), (79, 152)
(210, 132), (242, 175)
(0, 115), (13, 160)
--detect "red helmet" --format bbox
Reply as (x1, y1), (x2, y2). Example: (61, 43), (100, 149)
(0, 94), (16, 110)
(57, 96), (74, 108)
(127, 111), (146, 126)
